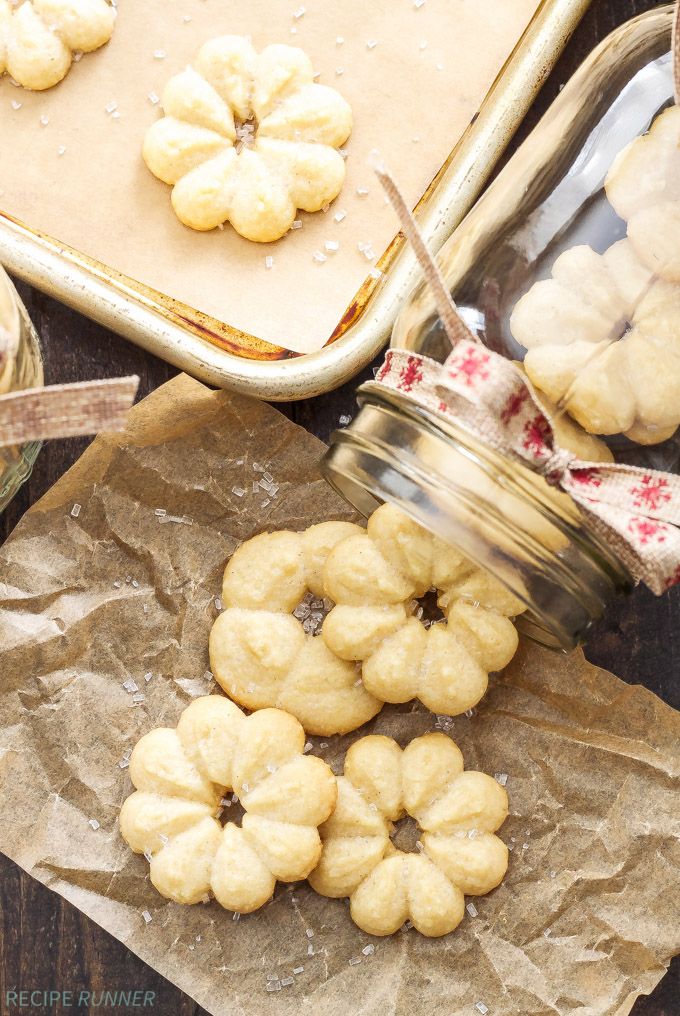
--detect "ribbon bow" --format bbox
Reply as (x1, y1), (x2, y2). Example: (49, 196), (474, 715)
(373, 343), (680, 594)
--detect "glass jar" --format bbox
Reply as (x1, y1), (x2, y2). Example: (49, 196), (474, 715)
(324, 6), (676, 651)
(0, 267), (44, 513)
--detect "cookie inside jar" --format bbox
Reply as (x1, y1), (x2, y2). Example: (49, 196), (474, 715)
(393, 5), (680, 471)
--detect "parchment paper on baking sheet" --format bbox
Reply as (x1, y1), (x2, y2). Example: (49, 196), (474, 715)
(0, 0), (541, 353)
(0, 374), (678, 1016)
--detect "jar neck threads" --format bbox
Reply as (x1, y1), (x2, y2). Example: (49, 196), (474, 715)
(323, 384), (632, 651)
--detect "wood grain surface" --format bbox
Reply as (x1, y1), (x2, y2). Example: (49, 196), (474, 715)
(1, 1), (678, 1013)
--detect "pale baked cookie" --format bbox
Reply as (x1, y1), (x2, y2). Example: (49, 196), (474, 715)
(119, 695), (337, 912)
(530, 381), (615, 464)
(143, 36), (353, 242)
(605, 106), (680, 283)
(309, 733), (509, 937)
(0, 0), (115, 91)
(322, 503), (523, 716)
(209, 521), (382, 737)
(210, 507), (522, 735)
(511, 240), (680, 444)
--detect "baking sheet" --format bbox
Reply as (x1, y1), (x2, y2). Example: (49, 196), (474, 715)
(0, 374), (678, 1016)
(0, 0), (541, 354)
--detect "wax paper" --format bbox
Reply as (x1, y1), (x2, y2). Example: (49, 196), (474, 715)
(0, 0), (541, 353)
(0, 374), (678, 1016)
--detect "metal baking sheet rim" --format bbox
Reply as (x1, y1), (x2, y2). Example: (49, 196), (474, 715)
(0, 0), (592, 402)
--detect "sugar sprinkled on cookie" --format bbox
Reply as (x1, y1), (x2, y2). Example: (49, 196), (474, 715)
(309, 732), (509, 937)
(0, 0), (116, 91)
(143, 36), (353, 242)
(120, 696), (337, 912)
(209, 505), (523, 735)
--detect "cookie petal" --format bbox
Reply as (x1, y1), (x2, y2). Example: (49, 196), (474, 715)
(344, 735), (404, 821)
(129, 728), (219, 806)
(255, 137), (346, 212)
(279, 635), (381, 736)
(176, 694), (244, 786)
(242, 755), (336, 826)
(401, 734), (464, 819)
(361, 619), (425, 703)
(324, 532), (415, 605)
(510, 278), (613, 351)
(366, 503), (435, 595)
(195, 34), (257, 121)
(171, 148), (239, 231)
(319, 776), (390, 839)
(6, 1), (71, 90)
(322, 603), (408, 661)
(628, 201), (680, 283)
(445, 600), (519, 674)
(150, 816), (222, 904)
(242, 814), (321, 881)
(162, 66), (236, 139)
(605, 130), (680, 220)
(211, 823), (276, 913)
(32, 0), (115, 52)
(418, 771), (509, 835)
(350, 855), (410, 936)
(406, 854), (465, 937)
(119, 791), (215, 855)
(422, 831), (509, 895)
(308, 834), (388, 897)
(143, 117), (230, 186)
(565, 341), (637, 435)
(231, 707), (304, 794)
(227, 147), (297, 242)
(417, 625), (488, 716)
(209, 607), (304, 709)
(222, 530), (306, 612)
(252, 43), (314, 121)
(258, 82), (353, 146)
(301, 520), (364, 598)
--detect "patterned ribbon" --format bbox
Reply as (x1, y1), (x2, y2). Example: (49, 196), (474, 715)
(372, 345), (680, 594)
(0, 376), (139, 447)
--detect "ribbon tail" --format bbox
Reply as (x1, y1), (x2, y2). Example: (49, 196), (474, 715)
(565, 484), (680, 593)
(0, 376), (140, 447)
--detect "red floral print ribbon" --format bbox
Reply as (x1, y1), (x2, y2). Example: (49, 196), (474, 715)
(372, 344), (680, 594)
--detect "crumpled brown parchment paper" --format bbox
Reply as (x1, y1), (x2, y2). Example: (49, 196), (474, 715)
(0, 374), (678, 1016)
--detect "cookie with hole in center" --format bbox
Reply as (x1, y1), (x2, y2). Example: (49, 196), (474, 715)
(309, 733), (509, 937)
(210, 506), (523, 735)
(119, 695), (337, 912)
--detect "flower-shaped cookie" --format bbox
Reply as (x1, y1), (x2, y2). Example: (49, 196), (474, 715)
(143, 36), (353, 242)
(210, 508), (521, 735)
(0, 0), (115, 91)
(605, 106), (680, 283)
(119, 695), (337, 912)
(210, 521), (383, 737)
(511, 240), (680, 444)
(309, 733), (509, 937)
(322, 504), (522, 715)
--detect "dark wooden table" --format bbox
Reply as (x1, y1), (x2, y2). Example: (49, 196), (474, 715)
(1, 2), (678, 1013)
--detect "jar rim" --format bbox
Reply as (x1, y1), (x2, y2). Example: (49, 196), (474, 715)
(323, 383), (633, 652)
